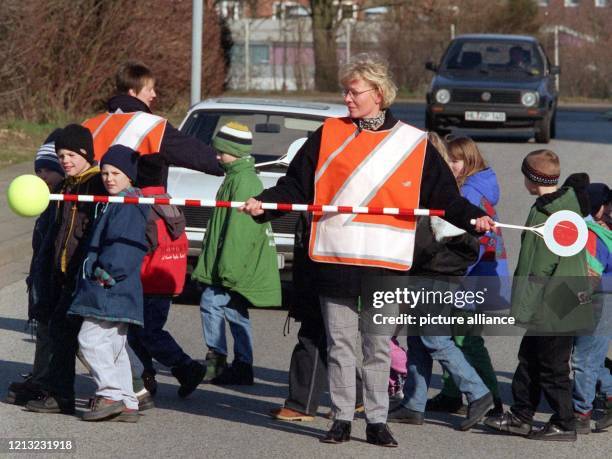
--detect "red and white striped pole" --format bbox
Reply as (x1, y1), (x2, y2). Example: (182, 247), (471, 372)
(49, 194), (445, 217)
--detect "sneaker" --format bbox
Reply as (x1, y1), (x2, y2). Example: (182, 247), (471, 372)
(212, 361), (254, 386)
(365, 423), (398, 447)
(387, 405), (424, 425)
(141, 370), (158, 397)
(203, 351), (227, 382)
(595, 405), (612, 431)
(486, 397), (504, 417)
(6, 379), (44, 406)
(82, 397), (124, 422)
(528, 422), (577, 442)
(135, 389), (155, 411)
(426, 393), (465, 414)
(575, 411), (591, 434)
(484, 411), (532, 436)
(459, 392), (493, 431)
(320, 420), (351, 444)
(109, 406), (140, 423)
(171, 361), (206, 398)
(270, 407), (314, 422)
(25, 393), (75, 415)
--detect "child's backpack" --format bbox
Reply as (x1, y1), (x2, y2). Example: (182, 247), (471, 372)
(389, 336), (408, 399)
(140, 196), (188, 296)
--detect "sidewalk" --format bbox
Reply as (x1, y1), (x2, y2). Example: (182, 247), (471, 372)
(0, 163), (35, 288)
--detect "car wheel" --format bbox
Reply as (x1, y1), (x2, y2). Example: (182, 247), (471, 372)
(535, 114), (551, 143)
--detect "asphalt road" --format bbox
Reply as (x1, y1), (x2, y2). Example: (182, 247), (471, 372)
(0, 104), (610, 458)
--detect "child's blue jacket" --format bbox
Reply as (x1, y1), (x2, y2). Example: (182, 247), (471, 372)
(68, 188), (149, 326)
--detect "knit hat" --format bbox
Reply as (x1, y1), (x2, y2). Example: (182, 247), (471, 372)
(100, 145), (139, 183)
(212, 122), (253, 158)
(34, 141), (64, 177)
(137, 153), (166, 187)
(54, 124), (94, 164)
(588, 183), (611, 216)
(521, 150), (560, 185)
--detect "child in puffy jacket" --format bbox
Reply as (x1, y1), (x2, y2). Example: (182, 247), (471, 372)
(69, 145), (149, 423)
(127, 153), (206, 399)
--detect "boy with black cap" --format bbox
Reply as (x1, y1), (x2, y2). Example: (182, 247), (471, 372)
(192, 122), (281, 385)
(6, 129), (65, 405)
(485, 149), (592, 441)
(69, 145), (149, 422)
(25, 124), (107, 415)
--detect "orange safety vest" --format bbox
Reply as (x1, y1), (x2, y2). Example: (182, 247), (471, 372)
(309, 117), (427, 271)
(83, 111), (167, 161)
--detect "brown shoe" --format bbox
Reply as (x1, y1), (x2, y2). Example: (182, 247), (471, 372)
(269, 406), (314, 422)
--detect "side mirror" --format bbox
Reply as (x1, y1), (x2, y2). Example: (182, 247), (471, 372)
(549, 65), (560, 75)
(281, 137), (307, 166)
(425, 61), (438, 72)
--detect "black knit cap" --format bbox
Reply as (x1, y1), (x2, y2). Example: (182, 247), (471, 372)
(54, 124), (94, 164)
(588, 183), (611, 216)
(100, 145), (139, 183)
(137, 153), (166, 187)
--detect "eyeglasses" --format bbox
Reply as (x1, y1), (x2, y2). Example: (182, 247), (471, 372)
(342, 88), (376, 100)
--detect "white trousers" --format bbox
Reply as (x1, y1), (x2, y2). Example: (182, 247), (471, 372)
(78, 318), (138, 410)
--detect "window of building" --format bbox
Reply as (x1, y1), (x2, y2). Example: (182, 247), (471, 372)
(564, 0), (580, 6)
(335, 1), (357, 20)
(219, 0), (242, 20)
(595, 0), (608, 7)
(232, 44), (270, 65)
(273, 2), (309, 20)
(537, 0), (549, 6)
(363, 6), (389, 19)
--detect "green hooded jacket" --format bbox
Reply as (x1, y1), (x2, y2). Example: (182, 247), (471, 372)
(511, 186), (594, 333)
(191, 157), (281, 307)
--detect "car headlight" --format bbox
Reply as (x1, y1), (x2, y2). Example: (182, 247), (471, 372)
(521, 91), (538, 107)
(435, 89), (451, 104)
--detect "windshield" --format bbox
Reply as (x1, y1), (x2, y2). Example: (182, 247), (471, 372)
(440, 40), (545, 78)
(181, 110), (323, 163)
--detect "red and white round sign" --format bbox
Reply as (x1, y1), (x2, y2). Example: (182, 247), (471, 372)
(542, 210), (588, 257)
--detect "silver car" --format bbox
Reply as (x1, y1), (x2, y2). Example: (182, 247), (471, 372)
(167, 97), (347, 276)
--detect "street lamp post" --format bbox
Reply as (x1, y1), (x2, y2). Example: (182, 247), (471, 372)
(191, 0), (203, 106)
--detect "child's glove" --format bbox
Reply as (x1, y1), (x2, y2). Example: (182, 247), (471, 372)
(94, 267), (116, 287)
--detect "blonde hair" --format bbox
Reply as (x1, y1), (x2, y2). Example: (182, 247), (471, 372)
(428, 132), (450, 163)
(447, 137), (487, 187)
(339, 54), (397, 109)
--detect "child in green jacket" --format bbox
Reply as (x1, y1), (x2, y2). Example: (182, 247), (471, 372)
(485, 149), (592, 442)
(192, 122), (281, 385)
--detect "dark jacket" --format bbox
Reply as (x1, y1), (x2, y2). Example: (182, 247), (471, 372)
(29, 167), (107, 322)
(106, 95), (224, 184)
(26, 204), (55, 322)
(411, 217), (479, 277)
(289, 212), (320, 321)
(254, 111), (487, 297)
(511, 176), (594, 333)
(68, 188), (149, 326)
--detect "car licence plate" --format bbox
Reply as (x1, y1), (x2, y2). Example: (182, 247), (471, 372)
(465, 111), (506, 122)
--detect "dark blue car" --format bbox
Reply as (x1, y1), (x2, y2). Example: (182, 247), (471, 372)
(425, 34), (559, 143)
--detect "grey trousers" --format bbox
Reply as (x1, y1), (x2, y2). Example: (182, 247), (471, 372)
(320, 296), (391, 424)
(78, 319), (138, 410)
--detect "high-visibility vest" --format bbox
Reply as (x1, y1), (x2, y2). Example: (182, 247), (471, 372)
(309, 117), (427, 271)
(83, 110), (167, 161)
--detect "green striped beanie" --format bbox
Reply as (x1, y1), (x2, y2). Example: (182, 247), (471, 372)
(212, 122), (253, 158)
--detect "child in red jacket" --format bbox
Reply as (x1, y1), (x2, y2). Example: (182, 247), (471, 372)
(127, 154), (206, 398)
